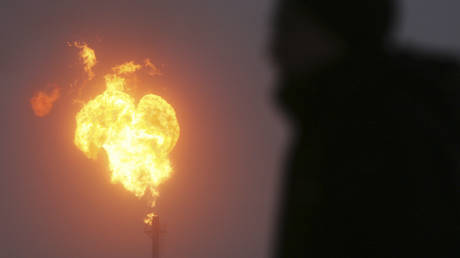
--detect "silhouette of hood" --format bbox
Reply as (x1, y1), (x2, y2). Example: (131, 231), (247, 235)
(282, 0), (396, 46)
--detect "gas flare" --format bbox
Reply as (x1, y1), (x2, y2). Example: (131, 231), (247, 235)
(30, 86), (61, 117)
(73, 47), (180, 224)
(30, 41), (175, 225)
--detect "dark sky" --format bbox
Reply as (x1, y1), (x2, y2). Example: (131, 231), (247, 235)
(0, 1), (458, 258)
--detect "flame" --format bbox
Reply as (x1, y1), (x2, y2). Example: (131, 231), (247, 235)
(113, 61), (142, 75)
(31, 41), (175, 225)
(71, 42), (97, 80)
(30, 86), (61, 117)
(144, 212), (154, 225)
(74, 51), (180, 220)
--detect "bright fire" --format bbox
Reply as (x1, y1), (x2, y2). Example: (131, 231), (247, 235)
(30, 86), (61, 117)
(71, 45), (179, 224)
(29, 42), (176, 224)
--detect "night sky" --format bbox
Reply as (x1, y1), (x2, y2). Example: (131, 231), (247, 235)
(0, 1), (459, 257)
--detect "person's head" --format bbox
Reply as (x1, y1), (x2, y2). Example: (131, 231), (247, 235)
(272, 0), (396, 75)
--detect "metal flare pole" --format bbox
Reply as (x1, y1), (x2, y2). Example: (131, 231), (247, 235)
(145, 214), (160, 258)
(151, 215), (160, 258)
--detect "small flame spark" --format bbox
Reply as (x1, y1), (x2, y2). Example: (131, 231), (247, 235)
(30, 86), (61, 117)
(70, 41), (97, 80)
(144, 212), (155, 225)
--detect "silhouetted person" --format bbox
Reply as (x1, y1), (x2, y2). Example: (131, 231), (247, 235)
(272, 1), (459, 257)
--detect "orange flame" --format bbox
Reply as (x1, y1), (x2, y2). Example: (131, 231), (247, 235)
(144, 213), (155, 225)
(70, 41), (97, 80)
(113, 61), (142, 75)
(73, 46), (180, 225)
(30, 87), (61, 117)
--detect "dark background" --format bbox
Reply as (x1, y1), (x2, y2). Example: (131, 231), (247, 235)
(0, 1), (458, 257)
